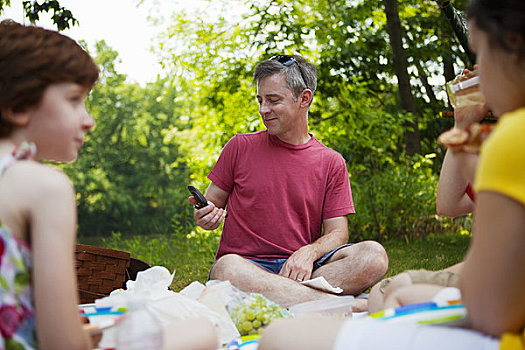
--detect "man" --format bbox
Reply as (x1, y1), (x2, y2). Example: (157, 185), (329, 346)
(190, 54), (388, 309)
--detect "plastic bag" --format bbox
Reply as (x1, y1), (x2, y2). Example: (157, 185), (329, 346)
(94, 267), (239, 348)
(227, 292), (289, 336)
(197, 280), (289, 336)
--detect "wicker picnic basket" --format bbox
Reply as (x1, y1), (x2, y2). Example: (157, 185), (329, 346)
(75, 244), (131, 304)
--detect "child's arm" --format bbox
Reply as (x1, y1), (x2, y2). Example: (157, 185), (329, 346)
(436, 98), (487, 218)
(436, 150), (476, 217)
(383, 284), (448, 310)
(367, 272), (413, 314)
(259, 316), (345, 350)
(23, 164), (91, 350)
(163, 318), (218, 350)
(461, 191), (525, 336)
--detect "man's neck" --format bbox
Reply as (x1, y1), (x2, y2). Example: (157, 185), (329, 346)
(276, 131), (311, 145)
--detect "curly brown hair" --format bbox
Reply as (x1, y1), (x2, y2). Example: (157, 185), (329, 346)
(0, 20), (99, 137)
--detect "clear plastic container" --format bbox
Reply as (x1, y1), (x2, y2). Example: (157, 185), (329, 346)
(446, 70), (485, 109)
(116, 297), (163, 350)
(289, 296), (354, 318)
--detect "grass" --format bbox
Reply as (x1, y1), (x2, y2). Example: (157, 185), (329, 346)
(78, 231), (471, 292)
(79, 231), (218, 291)
(382, 232), (470, 277)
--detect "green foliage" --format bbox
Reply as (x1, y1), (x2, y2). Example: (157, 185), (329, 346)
(151, 0), (474, 241)
(2, 0), (475, 287)
(305, 79), (451, 240)
(0, 0), (10, 14)
(45, 0), (476, 251)
(157, 3), (263, 182)
(1, 0), (77, 31)
(61, 41), (193, 236)
(22, 0), (77, 30)
(44, 0), (475, 244)
(348, 153), (445, 241)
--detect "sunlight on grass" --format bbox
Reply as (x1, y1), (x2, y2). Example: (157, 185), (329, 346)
(78, 231), (470, 291)
(384, 232), (470, 277)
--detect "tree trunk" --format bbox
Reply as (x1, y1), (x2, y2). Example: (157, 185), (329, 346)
(443, 52), (456, 83)
(443, 51), (456, 109)
(384, 0), (421, 155)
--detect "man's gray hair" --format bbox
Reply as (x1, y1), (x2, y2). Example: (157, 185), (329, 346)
(253, 55), (317, 100)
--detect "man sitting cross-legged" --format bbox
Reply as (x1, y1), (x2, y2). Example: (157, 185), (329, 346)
(189, 55), (388, 310)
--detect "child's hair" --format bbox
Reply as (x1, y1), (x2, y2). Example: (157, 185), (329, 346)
(0, 20), (99, 137)
(467, 0), (525, 58)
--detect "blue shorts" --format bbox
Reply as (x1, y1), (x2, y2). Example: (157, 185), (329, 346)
(249, 244), (353, 274)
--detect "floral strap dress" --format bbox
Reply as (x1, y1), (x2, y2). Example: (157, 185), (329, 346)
(0, 143), (37, 350)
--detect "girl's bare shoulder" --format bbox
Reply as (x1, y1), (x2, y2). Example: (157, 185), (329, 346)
(3, 160), (73, 198)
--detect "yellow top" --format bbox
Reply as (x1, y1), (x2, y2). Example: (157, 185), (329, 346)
(475, 108), (525, 203)
(500, 332), (525, 350)
(474, 108), (525, 350)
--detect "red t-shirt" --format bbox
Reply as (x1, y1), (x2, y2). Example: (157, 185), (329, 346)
(209, 130), (355, 260)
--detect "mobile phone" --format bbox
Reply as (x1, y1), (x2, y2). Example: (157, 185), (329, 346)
(187, 185), (209, 209)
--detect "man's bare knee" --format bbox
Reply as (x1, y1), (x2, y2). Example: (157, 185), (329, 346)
(361, 240), (389, 283)
(209, 254), (246, 280)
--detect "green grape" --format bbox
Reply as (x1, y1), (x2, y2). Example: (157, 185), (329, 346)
(262, 314), (271, 325)
(242, 321), (253, 332)
(231, 293), (289, 336)
(245, 310), (255, 321)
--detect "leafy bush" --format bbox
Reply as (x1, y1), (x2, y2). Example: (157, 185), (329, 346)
(61, 43), (193, 237)
(347, 153), (463, 241)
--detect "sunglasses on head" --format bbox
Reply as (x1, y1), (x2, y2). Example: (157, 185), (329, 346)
(270, 55), (308, 90)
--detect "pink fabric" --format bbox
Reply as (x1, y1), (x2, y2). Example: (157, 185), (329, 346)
(209, 130), (355, 260)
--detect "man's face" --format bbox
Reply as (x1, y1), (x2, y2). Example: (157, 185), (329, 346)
(256, 73), (304, 140)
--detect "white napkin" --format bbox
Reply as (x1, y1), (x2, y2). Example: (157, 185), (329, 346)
(180, 280), (206, 299)
(94, 266), (238, 347)
(95, 266), (175, 309)
(300, 276), (343, 294)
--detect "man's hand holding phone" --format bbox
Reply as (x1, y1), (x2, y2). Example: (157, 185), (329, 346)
(188, 185), (209, 209)
(187, 185), (227, 230)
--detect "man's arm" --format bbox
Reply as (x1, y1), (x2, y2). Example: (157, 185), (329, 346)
(190, 182), (229, 230)
(279, 216), (348, 282)
(204, 182), (229, 208)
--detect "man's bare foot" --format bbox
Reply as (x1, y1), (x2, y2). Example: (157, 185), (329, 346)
(352, 298), (368, 313)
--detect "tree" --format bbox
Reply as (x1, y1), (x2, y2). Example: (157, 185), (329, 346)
(0, 0), (77, 30)
(61, 41), (193, 236)
(151, 0), (461, 240)
(384, 0), (421, 155)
